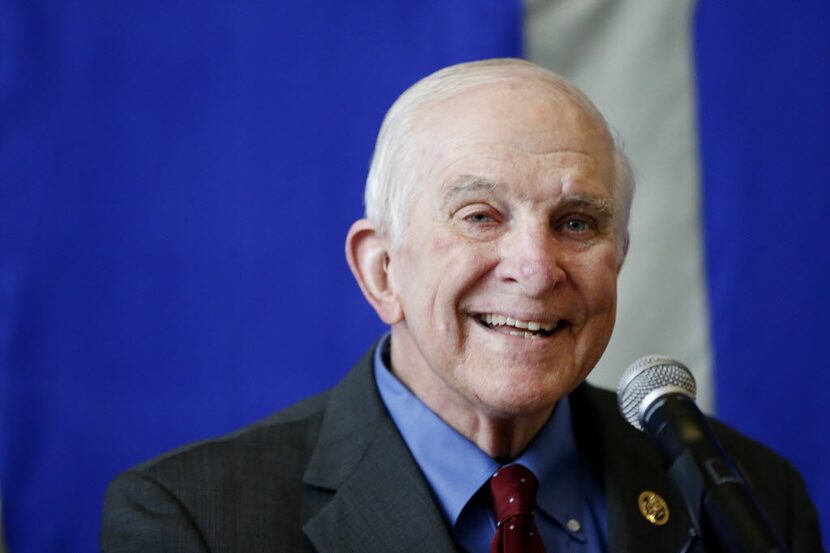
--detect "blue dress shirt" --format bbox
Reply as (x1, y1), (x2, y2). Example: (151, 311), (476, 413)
(374, 334), (608, 553)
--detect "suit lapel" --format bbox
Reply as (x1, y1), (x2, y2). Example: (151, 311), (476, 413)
(301, 347), (458, 553)
(572, 383), (697, 553)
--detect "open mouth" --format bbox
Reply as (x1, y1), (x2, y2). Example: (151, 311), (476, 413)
(476, 313), (567, 339)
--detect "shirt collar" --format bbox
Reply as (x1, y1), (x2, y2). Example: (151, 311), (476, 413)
(374, 334), (497, 524)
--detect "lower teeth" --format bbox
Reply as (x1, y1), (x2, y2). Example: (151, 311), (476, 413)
(507, 329), (540, 339)
(481, 319), (555, 338)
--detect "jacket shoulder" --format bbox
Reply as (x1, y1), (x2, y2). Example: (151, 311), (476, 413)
(101, 390), (333, 552)
(136, 388), (330, 496)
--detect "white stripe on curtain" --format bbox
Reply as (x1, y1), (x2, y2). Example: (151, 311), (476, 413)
(524, 0), (713, 411)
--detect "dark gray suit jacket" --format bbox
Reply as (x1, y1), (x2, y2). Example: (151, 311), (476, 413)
(101, 346), (823, 552)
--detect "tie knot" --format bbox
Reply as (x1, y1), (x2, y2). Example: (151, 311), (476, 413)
(489, 464), (539, 523)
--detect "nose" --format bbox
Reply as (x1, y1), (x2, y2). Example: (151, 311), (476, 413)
(496, 223), (566, 297)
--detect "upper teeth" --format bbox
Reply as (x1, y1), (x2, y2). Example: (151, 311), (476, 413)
(480, 313), (557, 332)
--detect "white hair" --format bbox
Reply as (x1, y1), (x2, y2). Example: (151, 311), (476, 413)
(364, 58), (635, 253)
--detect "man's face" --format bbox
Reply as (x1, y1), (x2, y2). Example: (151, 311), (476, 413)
(387, 81), (622, 422)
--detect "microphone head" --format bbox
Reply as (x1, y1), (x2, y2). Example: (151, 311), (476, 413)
(617, 355), (697, 431)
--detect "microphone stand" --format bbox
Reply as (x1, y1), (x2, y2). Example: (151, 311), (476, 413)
(644, 394), (789, 553)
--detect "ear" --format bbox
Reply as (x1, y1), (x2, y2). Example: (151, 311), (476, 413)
(345, 219), (403, 325)
(616, 231), (630, 271)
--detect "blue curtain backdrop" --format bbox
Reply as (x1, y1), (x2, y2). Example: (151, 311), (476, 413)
(1, 1), (828, 552)
(695, 1), (830, 546)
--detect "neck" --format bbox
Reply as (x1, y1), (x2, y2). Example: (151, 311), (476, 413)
(388, 335), (555, 460)
(457, 407), (556, 461)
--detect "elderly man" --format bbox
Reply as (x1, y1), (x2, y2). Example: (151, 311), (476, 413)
(101, 59), (822, 552)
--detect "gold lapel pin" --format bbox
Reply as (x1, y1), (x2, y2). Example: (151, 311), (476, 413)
(638, 491), (670, 526)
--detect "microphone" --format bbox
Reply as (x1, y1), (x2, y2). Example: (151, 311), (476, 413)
(617, 355), (788, 553)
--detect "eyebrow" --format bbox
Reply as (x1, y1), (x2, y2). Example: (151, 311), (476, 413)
(438, 175), (500, 211)
(557, 194), (616, 217)
(441, 175), (498, 197)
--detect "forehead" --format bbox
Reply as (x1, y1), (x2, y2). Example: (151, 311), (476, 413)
(411, 81), (615, 197)
(416, 80), (610, 152)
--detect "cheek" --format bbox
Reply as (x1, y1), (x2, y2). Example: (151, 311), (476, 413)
(573, 248), (620, 310)
(428, 232), (486, 282)
(430, 232), (455, 253)
(393, 235), (457, 314)
(400, 229), (501, 316)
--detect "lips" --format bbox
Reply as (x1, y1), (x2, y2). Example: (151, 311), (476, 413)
(477, 312), (564, 339)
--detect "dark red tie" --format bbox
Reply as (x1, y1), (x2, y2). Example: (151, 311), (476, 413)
(489, 464), (546, 553)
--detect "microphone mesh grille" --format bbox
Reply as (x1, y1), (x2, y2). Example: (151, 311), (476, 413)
(617, 355), (696, 431)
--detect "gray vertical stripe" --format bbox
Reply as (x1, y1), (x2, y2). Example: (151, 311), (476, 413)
(524, 0), (712, 411)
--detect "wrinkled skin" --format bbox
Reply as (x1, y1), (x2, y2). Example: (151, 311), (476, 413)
(356, 80), (624, 459)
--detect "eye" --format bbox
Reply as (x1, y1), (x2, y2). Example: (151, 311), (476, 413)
(454, 205), (503, 238)
(465, 212), (495, 224)
(455, 204), (501, 225)
(565, 218), (590, 232)
(558, 214), (596, 237)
